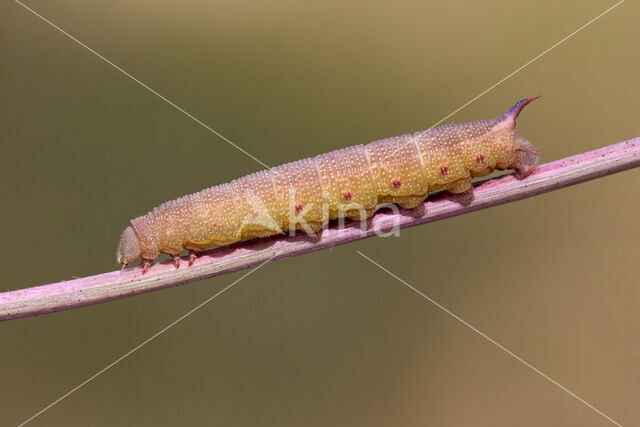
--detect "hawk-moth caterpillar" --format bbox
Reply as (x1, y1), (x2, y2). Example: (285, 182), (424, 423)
(117, 96), (540, 272)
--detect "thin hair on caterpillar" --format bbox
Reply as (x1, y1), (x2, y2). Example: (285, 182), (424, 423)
(117, 96), (541, 272)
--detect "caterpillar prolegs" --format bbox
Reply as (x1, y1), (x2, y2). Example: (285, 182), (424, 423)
(117, 97), (541, 272)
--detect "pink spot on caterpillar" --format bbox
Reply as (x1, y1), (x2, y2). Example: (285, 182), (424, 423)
(343, 191), (352, 201)
(392, 180), (402, 189)
(476, 154), (485, 164)
(295, 204), (304, 214)
(172, 255), (181, 269)
(439, 166), (448, 176)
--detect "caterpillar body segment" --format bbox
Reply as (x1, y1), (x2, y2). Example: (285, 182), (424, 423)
(117, 97), (541, 270)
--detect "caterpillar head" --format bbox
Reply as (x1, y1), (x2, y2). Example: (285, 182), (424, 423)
(117, 226), (141, 268)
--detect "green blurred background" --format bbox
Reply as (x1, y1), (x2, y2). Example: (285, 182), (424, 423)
(1, 0), (638, 425)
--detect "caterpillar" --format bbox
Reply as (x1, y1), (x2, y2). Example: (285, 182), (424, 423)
(117, 96), (540, 272)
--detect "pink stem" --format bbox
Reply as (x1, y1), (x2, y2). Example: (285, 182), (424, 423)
(2, 138), (639, 321)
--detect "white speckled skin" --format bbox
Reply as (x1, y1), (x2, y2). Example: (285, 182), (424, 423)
(117, 97), (540, 266)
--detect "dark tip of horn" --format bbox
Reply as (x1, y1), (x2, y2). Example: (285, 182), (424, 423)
(505, 95), (541, 120)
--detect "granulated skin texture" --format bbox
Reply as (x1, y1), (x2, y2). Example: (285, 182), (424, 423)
(117, 97), (541, 269)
